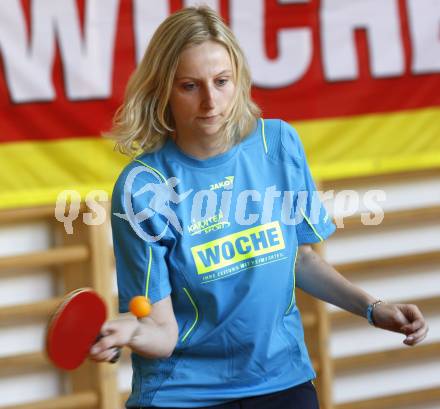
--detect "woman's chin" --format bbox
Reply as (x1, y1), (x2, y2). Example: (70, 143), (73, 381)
(196, 124), (224, 137)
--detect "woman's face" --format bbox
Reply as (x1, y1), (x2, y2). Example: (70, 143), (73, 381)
(169, 40), (236, 144)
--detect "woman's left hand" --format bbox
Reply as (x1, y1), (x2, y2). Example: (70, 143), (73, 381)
(372, 302), (429, 346)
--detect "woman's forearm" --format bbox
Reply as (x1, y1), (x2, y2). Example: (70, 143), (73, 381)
(90, 296), (179, 362)
(295, 245), (377, 318)
(128, 316), (178, 359)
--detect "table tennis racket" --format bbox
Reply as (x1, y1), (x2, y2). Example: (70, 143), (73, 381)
(45, 288), (120, 371)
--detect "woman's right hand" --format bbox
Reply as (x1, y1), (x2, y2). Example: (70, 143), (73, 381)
(89, 318), (139, 362)
(90, 296), (179, 361)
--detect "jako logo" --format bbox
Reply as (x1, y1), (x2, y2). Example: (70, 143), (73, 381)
(210, 176), (234, 191)
(191, 221), (285, 274)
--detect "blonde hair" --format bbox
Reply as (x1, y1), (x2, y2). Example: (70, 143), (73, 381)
(106, 6), (260, 156)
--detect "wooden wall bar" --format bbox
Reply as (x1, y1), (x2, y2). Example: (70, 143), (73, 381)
(0, 169), (439, 409)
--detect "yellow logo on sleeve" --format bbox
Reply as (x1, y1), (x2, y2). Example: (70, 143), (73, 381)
(191, 221), (285, 274)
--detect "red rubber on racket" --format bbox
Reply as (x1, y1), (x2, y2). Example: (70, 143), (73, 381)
(45, 288), (118, 370)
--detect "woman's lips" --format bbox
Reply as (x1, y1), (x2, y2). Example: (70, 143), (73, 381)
(198, 115), (219, 123)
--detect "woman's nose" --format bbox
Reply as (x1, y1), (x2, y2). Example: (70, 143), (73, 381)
(201, 85), (215, 109)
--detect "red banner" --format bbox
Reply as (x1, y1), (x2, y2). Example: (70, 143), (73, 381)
(1, 0), (439, 143)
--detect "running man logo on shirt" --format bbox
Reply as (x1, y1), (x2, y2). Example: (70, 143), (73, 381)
(191, 221), (285, 275)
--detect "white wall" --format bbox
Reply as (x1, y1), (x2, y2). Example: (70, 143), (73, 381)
(323, 173), (440, 408)
(0, 222), (60, 406)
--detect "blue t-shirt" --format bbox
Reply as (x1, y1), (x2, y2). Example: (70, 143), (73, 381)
(111, 119), (336, 408)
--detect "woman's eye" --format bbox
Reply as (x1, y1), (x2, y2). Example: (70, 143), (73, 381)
(216, 78), (228, 86)
(182, 83), (196, 91)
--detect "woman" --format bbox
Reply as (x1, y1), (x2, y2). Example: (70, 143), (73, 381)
(90, 6), (428, 409)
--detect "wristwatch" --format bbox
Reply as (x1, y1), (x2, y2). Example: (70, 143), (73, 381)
(366, 300), (383, 326)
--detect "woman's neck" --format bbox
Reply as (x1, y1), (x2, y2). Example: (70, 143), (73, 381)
(173, 132), (230, 160)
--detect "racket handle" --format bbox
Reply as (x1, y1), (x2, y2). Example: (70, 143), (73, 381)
(95, 334), (121, 364)
(109, 347), (121, 364)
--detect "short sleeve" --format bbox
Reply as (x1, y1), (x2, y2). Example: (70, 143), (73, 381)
(280, 121), (336, 244)
(111, 165), (172, 312)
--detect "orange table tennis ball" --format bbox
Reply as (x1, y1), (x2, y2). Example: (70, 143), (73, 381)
(129, 296), (152, 318)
